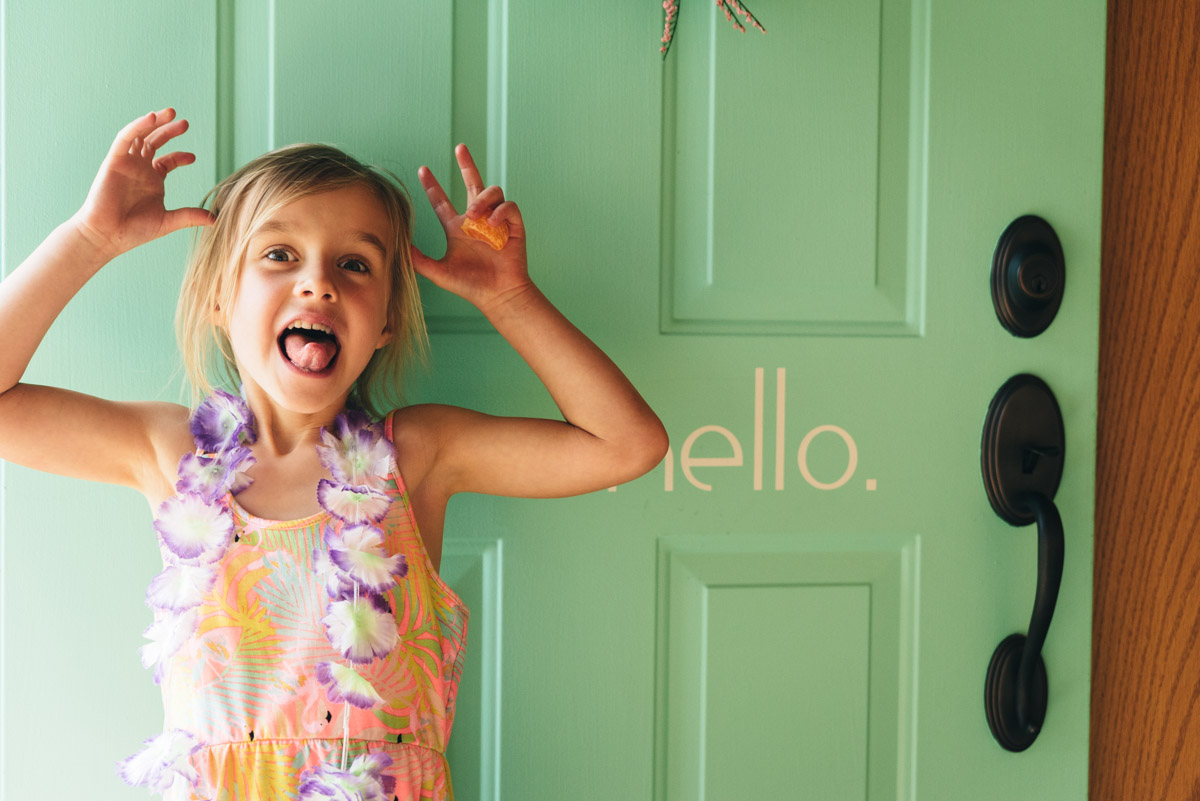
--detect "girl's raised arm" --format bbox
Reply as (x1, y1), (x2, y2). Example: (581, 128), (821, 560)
(0, 109), (211, 497)
(402, 145), (668, 503)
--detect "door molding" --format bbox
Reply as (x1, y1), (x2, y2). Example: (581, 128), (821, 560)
(1093, 1), (1200, 795)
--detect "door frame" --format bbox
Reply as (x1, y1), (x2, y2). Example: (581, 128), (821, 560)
(1093, 1), (1200, 796)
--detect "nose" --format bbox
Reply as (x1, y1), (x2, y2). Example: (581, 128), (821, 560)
(294, 260), (338, 302)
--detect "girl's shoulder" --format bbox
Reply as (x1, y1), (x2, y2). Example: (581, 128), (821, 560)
(385, 402), (456, 451)
(385, 403), (473, 492)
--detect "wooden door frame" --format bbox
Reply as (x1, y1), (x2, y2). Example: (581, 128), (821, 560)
(1093, 1), (1200, 795)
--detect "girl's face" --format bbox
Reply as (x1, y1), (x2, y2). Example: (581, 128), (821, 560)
(223, 184), (394, 420)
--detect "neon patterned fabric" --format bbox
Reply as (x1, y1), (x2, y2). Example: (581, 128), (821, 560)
(158, 411), (468, 800)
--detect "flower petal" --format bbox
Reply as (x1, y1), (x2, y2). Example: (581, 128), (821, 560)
(317, 480), (391, 525)
(175, 447), (256, 502)
(327, 524), (407, 592)
(312, 547), (357, 601)
(189, 389), (255, 452)
(117, 728), (202, 792)
(145, 564), (217, 612)
(327, 523), (384, 552)
(322, 595), (398, 664)
(315, 661), (385, 709)
(317, 412), (392, 490)
(350, 752), (396, 795)
(298, 760), (391, 801)
(140, 609), (198, 683)
(153, 493), (233, 564)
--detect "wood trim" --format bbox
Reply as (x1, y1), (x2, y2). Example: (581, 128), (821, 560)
(1093, 1), (1200, 795)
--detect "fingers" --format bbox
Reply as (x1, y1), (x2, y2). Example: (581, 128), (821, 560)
(455, 144), (485, 202)
(153, 151), (197, 175)
(420, 146), (514, 230)
(112, 111), (157, 156)
(409, 243), (433, 275)
(489, 200), (525, 238)
(465, 185), (507, 220)
(113, 108), (169, 153)
(143, 117), (189, 156)
(162, 206), (215, 235)
(409, 242), (453, 289)
(112, 108), (189, 159)
(416, 165), (459, 226)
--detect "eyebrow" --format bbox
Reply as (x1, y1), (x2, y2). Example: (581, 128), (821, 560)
(252, 220), (389, 259)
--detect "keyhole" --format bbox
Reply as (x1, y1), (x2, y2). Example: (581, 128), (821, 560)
(1017, 252), (1057, 304)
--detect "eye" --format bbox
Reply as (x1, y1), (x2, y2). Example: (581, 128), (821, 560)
(265, 248), (292, 262)
(340, 258), (370, 274)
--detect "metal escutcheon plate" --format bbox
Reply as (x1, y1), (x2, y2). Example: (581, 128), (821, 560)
(991, 215), (1065, 337)
(985, 633), (1049, 752)
(980, 374), (1065, 526)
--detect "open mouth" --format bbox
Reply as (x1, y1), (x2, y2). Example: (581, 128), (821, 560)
(278, 321), (341, 373)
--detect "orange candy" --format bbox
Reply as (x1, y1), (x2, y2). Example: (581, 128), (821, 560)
(461, 216), (509, 250)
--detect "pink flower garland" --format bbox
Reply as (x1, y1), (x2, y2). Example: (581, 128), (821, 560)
(660, 0), (766, 57)
(120, 391), (405, 799)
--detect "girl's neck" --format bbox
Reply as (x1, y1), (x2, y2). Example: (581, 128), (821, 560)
(241, 385), (353, 456)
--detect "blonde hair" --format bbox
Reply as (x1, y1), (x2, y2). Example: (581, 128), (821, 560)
(176, 144), (428, 419)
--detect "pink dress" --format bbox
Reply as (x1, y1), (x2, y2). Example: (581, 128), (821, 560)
(159, 412), (468, 800)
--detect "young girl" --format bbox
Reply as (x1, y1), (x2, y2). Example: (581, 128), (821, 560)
(0, 108), (667, 799)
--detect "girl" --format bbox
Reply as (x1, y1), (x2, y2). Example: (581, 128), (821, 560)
(0, 109), (667, 799)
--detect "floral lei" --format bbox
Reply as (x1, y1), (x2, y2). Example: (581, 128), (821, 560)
(117, 390), (407, 800)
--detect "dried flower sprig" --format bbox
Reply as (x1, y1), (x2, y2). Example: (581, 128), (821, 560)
(661, 0), (680, 56)
(661, 0), (766, 58)
(717, 0), (765, 35)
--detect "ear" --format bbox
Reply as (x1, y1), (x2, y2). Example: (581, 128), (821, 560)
(375, 324), (394, 350)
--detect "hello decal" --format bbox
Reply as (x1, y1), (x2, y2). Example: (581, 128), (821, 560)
(611, 368), (874, 493)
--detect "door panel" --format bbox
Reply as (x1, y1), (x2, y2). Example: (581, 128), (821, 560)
(657, 535), (914, 799)
(665, 0), (920, 335)
(1, 2), (1103, 799)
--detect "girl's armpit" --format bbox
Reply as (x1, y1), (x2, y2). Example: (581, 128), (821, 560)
(0, 384), (191, 501)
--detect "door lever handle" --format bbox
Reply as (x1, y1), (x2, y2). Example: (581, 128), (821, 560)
(980, 374), (1066, 751)
(985, 492), (1064, 749)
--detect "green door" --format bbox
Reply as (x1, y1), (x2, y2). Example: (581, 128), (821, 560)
(2, 2), (1102, 799)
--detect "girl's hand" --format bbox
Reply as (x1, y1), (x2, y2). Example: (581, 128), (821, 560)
(412, 144), (530, 314)
(71, 108), (213, 262)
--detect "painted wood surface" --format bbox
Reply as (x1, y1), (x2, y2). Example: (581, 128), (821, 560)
(1, 2), (1104, 799)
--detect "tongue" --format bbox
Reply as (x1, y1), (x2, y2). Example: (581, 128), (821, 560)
(284, 332), (336, 372)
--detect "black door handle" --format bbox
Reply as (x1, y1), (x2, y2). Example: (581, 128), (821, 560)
(985, 493), (1064, 750)
(980, 374), (1066, 751)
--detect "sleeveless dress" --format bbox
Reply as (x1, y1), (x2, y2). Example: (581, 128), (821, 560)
(158, 412), (468, 801)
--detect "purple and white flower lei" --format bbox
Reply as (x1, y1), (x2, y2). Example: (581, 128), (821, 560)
(120, 390), (403, 798)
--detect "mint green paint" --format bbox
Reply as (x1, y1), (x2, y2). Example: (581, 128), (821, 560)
(2, 2), (216, 795)
(706, 584), (871, 799)
(659, 535), (915, 800)
(1, 2), (1103, 800)
(663, 0), (921, 335)
(441, 539), (503, 801)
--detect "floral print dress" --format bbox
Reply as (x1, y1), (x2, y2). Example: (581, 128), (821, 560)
(158, 412), (468, 800)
